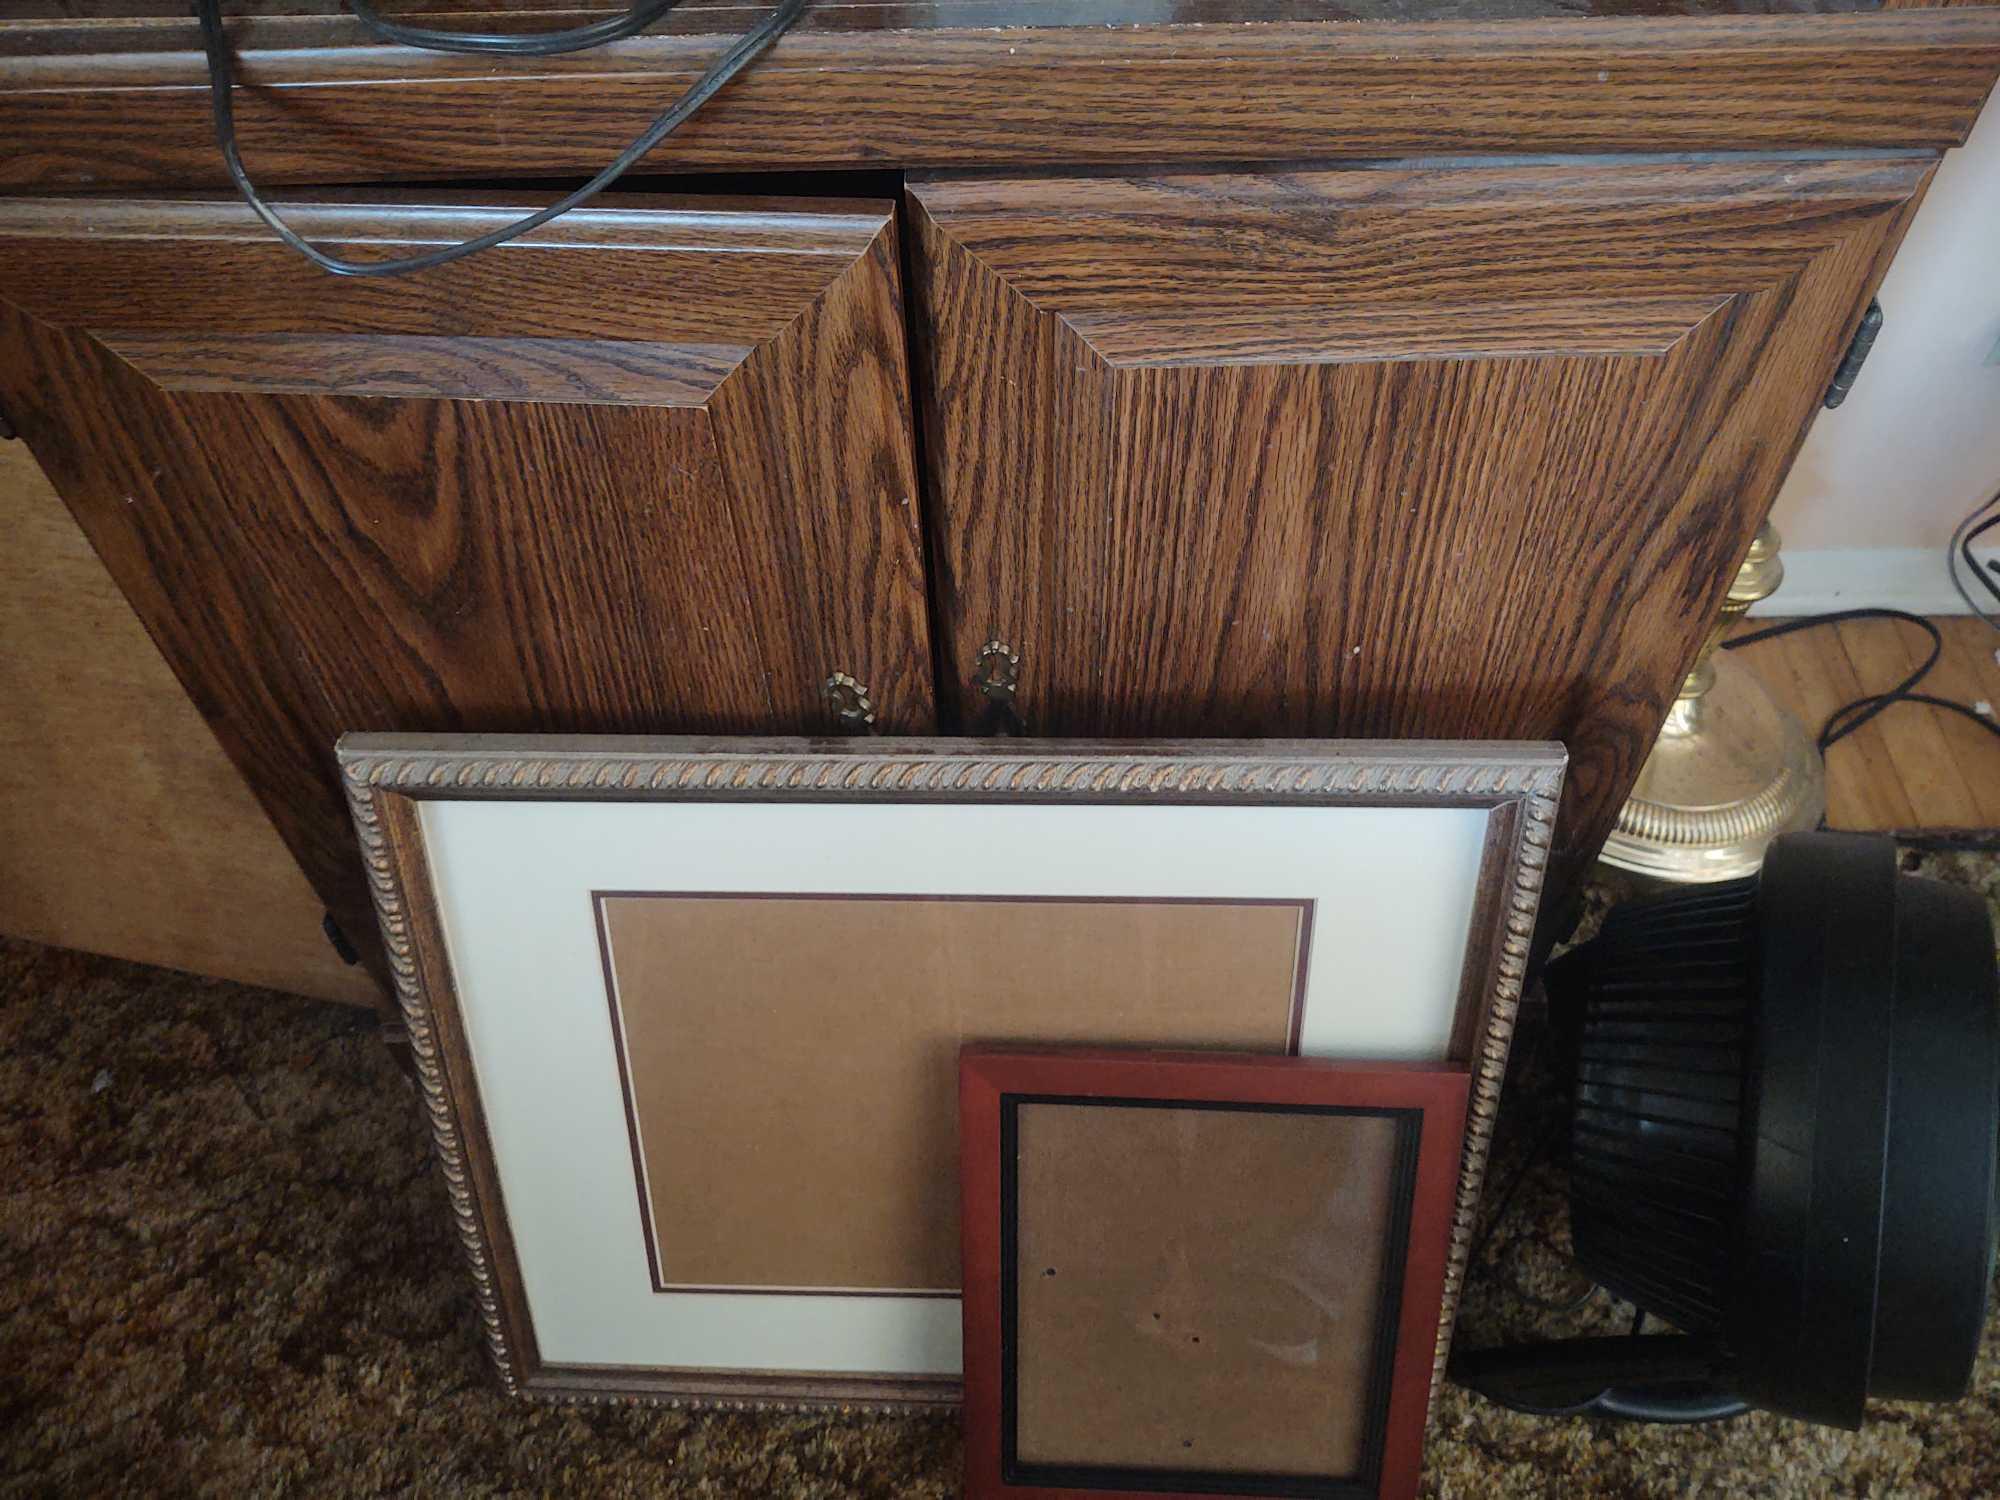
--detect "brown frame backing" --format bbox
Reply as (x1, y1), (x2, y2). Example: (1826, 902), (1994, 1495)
(958, 1047), (1470, 1500)
(592, 890), (1318, 1297)
(337, 733), (1563, 1410)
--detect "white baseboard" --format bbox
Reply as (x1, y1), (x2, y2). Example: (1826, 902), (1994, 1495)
(1747, 547), (1990, 617)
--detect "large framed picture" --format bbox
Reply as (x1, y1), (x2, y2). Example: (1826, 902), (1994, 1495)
(338, 735), (1563, 1409)
(957, 1047), (1471, 1500)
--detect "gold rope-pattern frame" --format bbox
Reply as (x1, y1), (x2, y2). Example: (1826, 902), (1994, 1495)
(339, 735), (1564, 1413)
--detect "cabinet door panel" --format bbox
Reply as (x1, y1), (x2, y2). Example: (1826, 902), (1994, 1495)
(0, 196), (934, 978)
(908, 159), (1929, 887)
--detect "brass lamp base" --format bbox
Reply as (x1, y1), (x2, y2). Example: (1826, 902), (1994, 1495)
(1598, 521), (1825, 884)
(1598, 652), (1826, 883)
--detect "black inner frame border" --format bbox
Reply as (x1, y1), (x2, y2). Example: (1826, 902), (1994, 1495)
(997, 1092), (1424, 1499)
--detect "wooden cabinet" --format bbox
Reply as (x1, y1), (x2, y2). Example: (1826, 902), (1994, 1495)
(907, 159), (1932, 882)
(0, 195), (934, 974)
(0, 4), (1995, 1000)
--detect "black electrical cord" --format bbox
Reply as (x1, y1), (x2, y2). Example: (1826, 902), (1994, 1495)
(195, 0), (807, 278)
(347, 0), (688, 55)
(1716, 491), (2000, 831)
(1723, 606), (2000, 752)
(1729, 607), (1938, 750)
(1466, 1108), (1598, 1317)
(1949, 486), (2000, 630)
(1968, 512), (2000, 605)
(1468, 1110), (1567, 1272)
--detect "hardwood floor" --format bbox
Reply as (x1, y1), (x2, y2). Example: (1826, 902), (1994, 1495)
(1728, 615), (2000, 834)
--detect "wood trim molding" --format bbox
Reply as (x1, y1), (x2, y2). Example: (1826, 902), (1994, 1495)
(338, 734), (1564, 1408)
(2, 11), (1997, 191)
(0, 195), (890, 350)
(370, 787), (541, 1384)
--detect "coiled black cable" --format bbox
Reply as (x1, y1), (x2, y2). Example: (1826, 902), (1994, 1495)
(1949, 486), (2000, 631)
(1724, 605), (2000, 752)
(195, 0), (807, 278)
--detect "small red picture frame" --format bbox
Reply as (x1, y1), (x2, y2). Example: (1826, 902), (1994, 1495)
(959, 1047), (1470, 1500)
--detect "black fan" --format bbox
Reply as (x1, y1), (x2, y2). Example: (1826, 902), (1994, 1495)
(1453, 831), (1999, 1428)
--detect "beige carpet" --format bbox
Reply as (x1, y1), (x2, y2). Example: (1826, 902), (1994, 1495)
(2, 849), (1995, 1498)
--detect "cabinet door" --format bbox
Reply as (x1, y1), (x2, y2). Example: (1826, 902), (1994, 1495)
(0, 196), (934, 977)
(908, 159), (1929, 887)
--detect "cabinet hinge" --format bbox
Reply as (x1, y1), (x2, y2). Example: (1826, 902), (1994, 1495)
(1822, 300), (1883, 410)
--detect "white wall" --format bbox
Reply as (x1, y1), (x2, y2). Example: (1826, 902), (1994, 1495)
(1757, 92), (2000, 615)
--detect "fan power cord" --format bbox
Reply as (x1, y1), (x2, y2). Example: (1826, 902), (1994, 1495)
(1947, 485), (2000, 634)
(1723, 606), (2000, 752)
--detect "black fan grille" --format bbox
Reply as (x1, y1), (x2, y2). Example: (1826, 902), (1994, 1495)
(1562, 878), (1758, 1335)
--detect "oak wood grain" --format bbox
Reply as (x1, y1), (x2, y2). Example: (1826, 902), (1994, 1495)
(1902, 616), (2000, 826)
(1732, 616), (2000, 832)
(0, 197), (882, 344)
(0, 440), (381, 1006)
(98, 333), (750, 406)
(0, 194), (935, 982)
(1762, 619), (1920, 831)
(2, 9), (1997, 191)
(1836, 618), (1986, 829)
(912, 163), (1927, 367)
(0, 2), (1911, 21)
(909, 158), (1932, 891)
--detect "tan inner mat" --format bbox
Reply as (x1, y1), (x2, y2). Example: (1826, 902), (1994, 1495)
(1013, 1101), (1400, 1478)
(598, 894), (1311, 1292)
